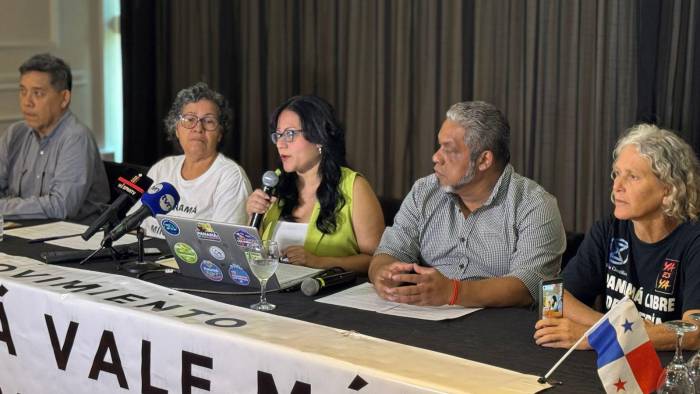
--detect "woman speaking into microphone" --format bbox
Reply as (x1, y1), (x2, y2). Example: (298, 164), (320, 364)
(246, 95), (384, 274)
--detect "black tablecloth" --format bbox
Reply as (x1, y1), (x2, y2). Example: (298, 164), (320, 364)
(0, 221), (678, 393)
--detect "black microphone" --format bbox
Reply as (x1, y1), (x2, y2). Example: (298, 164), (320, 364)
(301, 270), (357, 296)
(82, 173), (153, 240)
(250, 170), (279, 229)
(101, 182), (180, 247)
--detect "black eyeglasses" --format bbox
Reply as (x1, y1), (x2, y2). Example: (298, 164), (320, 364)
(179, 114), (220, 131)
(270, 128), (303, 144)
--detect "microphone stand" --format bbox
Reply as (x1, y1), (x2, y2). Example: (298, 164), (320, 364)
(122, 228), (161, 274)
(76, 218), (131, 266)
(77, 244), (126, 266)
(103, 216), (130, 268)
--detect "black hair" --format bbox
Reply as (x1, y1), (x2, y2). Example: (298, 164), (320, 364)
(19, 53), (72, 91)
(269, 95), (347, 234)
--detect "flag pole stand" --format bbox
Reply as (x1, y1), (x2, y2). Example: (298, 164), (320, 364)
(537, 333), (588, 385)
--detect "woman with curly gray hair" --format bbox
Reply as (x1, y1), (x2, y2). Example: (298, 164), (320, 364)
(134, 82), (251, 238)
(535, 124), (700, 352)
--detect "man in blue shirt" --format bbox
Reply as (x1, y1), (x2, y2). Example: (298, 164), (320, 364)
(0, 53), (109, 222)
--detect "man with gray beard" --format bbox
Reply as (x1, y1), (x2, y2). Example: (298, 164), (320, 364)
(369, 101), (565, 307)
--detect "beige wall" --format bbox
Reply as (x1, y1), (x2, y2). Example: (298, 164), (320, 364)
(0, 0), (104, 147)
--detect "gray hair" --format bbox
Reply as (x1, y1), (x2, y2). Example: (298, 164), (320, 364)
(446, 101), (510, 165)
(164, 82), (233, 144)
(612, 124), (700, 222)
(19, 53), (72, 91)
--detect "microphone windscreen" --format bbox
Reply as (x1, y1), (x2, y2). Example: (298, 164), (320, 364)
(141, 182), (181, 216)
(300, 277), (321, 296)
(262, 170), (279, 188)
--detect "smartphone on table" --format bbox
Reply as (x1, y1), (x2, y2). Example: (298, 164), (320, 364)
(539, 278), (564, 319)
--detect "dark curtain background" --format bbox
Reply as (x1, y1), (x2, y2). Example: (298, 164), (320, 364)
(121, 0), (700, 233)
(121, 0), (171, 165)
(122, 0), (473, 196)
(473, 0), (638, 232)
(638, 0), (700, 151)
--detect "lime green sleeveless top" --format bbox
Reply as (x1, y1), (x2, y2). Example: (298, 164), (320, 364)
(261, 167), (360, 257)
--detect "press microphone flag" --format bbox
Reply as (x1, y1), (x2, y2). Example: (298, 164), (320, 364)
(82, 173), (153, 240)
(250, 170), (279, 229)
(101, 182), (180, 247)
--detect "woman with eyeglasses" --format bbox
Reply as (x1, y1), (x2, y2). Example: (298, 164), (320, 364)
(246, 95), (384, 273)
(134, 82), (252, 238)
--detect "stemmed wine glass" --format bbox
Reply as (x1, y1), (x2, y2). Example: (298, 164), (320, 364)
(685, 313), (700, 392)
(657, 320), (697, 393)
(249, 240), (280, 311)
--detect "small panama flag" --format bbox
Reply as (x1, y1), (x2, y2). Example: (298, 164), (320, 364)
(586, 298), (663, 393)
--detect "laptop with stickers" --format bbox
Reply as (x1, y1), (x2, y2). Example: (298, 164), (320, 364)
(155, 215), (321, 289)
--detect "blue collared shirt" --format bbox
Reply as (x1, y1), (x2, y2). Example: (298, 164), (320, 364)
(376, 164), (566, 299)
(0, 110), (109, 222)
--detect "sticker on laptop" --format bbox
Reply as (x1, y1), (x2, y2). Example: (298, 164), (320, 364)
(234, 230), (258, 248)
(160, 218), (180, 236)
(195, 222), (222, 242)
(228, 263), (250, 286)
(200, 260), (224, 282)
(209, 246), (226, 260)
(173, 242), (197, 264)
(244, 251), (263, 263)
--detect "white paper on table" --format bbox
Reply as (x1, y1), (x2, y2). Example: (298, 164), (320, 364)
(46, 234), (138, 250)
(3, 221), (20, 230)
(5, 221), (87, 239)
(5, 221), (139, 250)
(271, 221), (308, 252)
(316, 282), (480, 321)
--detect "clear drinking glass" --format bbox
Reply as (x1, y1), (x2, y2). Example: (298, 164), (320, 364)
(657, 320), (697, 393)
(249, 240), (280, 311)
(686, 313), (700, 392)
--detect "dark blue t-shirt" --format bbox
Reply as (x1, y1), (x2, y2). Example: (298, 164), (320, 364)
(563, 217), (700, 323)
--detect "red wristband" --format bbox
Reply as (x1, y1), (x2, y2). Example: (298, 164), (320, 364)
(448, 279), (459, 305)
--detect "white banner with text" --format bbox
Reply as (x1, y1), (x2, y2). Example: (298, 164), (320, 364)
(0, 253), (545, 393)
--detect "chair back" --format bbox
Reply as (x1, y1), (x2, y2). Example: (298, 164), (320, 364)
(378, 196), (403, 226)
(562, 231), (585, 269)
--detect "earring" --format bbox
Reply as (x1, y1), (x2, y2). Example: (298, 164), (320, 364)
(662, 195), (671, 207)
(317, 145), (323, 155)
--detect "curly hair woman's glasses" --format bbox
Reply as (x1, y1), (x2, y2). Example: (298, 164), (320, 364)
(178, 114), (220, 131)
